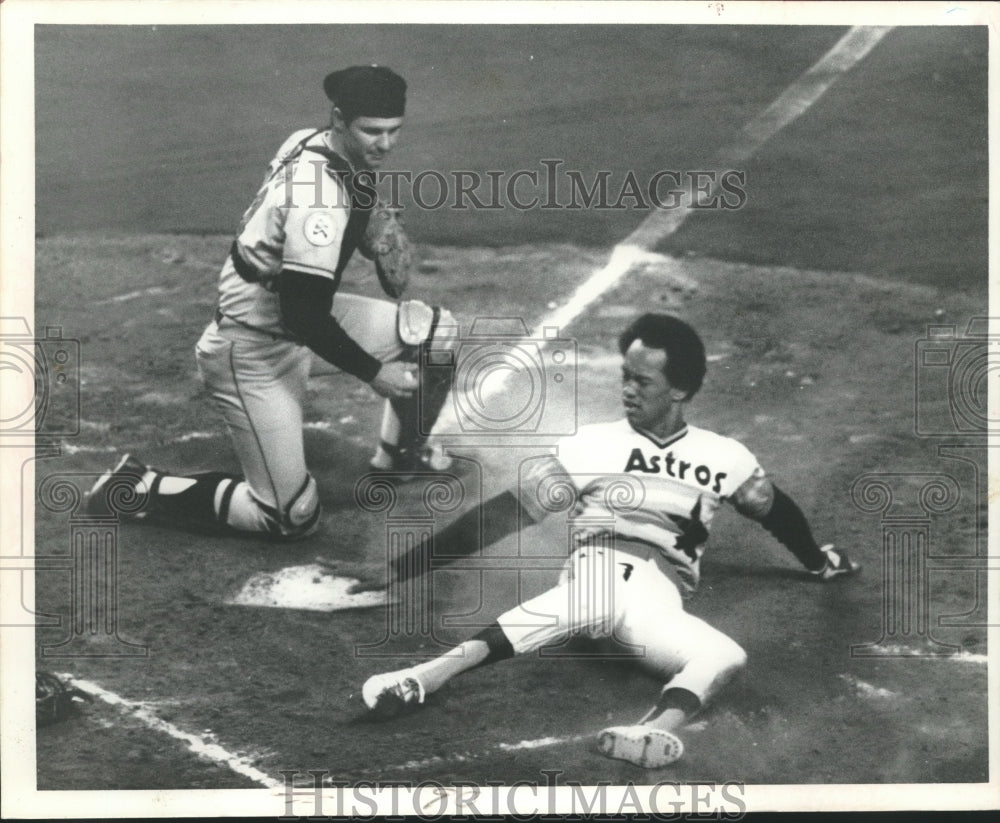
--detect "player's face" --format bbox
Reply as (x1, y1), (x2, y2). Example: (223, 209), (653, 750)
(621, 340), (688, 437)
(337, 114), (404, 170)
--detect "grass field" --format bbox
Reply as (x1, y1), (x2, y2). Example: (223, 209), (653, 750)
(17, 17), (994, 809)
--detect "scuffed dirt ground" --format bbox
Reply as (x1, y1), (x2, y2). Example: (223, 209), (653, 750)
(32, 235), (988, 790)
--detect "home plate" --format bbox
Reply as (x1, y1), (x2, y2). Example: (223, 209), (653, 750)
(226, 563), (393, 611)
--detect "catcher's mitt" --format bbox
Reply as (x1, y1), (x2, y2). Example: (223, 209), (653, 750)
(359, 201), (412, 299)
(36, 671), (92, 727)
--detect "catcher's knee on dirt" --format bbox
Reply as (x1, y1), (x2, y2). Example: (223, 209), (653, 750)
(224, 474), (321, 540)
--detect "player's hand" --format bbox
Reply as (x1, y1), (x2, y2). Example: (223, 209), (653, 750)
(347, 576), (389, 595)
(808, 544), (860, 581)
(370, 361), (417, 399)
(345, 562), (391, 594)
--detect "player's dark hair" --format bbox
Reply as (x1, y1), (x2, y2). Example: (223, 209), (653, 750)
(618, 313), (706, 398)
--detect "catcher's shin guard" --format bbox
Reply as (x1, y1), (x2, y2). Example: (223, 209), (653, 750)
(217, 474), (320, 539)
(146, 470), (240, 527)
(377, 303), (457, 471)
(391, 353), (453, 445)
(278, 473), (321, 539)
(244, 474), (321, 540)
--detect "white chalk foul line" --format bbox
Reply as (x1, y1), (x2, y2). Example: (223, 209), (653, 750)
(95, 285), (171, 305)
(434, 25), (893, 433)
(720, 26), (894, 163)
(59, 674), (283, 790)
(61, 31), (896, 786)
(62, 430), (222, 455)
(838, 673), (900, 700)
(377, 733), (591, 774)
(862, 646), (989, 664)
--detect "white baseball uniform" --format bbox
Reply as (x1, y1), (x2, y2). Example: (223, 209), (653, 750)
(497, 418), (761, 702)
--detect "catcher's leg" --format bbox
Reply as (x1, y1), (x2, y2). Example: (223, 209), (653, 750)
(374, 301), (457, 472)
(334, 296), (457, 472)
(86, 455), (319, 539)
(85, 452), (241, 528)
(158, 324), (322, 539)
(93, 325), (322, 539)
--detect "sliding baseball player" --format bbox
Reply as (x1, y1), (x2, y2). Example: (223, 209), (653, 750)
(359, 313), (860, 768)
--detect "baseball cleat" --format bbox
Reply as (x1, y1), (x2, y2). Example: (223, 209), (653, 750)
(597, 725), (684, 768)
(370, 442), (452, 478)
(362, 669), (426, 718)
(85, 454), (150, 517)
(809, 544), (861, 580)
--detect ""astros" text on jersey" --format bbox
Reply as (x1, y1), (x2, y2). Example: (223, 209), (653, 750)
(623, 448), (727, 493)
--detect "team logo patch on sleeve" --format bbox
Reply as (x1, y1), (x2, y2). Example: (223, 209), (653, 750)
(303, 212), (338, 247)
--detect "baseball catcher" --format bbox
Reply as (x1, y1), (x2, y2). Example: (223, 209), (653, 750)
(358, 313), (860, 768)
(86, 66), (457, 539)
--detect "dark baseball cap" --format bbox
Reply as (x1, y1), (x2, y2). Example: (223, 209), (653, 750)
(323, 65), (406, 120)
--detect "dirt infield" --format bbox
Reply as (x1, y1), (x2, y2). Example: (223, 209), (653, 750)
(20, 18), (992, 804)
(33, 235), (988, 788)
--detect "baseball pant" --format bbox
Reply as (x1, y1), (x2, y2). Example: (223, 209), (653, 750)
(496, 539), (747, 706)
(195, 293), (408, 535)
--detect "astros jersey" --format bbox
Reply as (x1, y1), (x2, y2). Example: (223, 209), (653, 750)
(216, 128), (351, 335)
(520, 418), (765, 593)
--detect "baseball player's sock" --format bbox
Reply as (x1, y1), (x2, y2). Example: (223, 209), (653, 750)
(404, 625), (513, 695)
(471, 624), (516, 666)
(639, 687), (701, 729)
(409, 641), (489, 694)
(644, 708), (687, 734)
